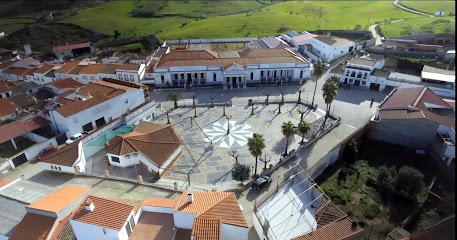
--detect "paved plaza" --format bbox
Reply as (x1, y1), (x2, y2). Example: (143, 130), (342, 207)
(153, 103), (332, 185)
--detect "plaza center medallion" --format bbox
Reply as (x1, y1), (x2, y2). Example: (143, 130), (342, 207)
(203, 120), (253, 148)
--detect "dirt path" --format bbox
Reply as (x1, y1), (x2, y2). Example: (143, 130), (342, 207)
(394, 0), (435, 18)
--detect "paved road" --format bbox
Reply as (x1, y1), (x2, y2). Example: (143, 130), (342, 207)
(394, 0), (434, 17)
(369, 24), (383, 46)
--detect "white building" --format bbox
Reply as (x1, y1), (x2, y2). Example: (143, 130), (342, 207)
(144, 48), (312, 88)
(70, 195), (137, 240)
(25, 64), (61, 85)
(281, 31), (355, 63)
(42, 79), (147, 135)
(330, 55), (455, 98)
(105, 121), (182, 177)
(52, 42), (95, 58)
(53, 61), (145, 84)
(45, 77), (84, 95)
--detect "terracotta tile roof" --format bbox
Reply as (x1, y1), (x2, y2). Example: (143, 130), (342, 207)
(6, 66), (37, 76)
(116, 63), (141, 71)
(379, 87), (455, 128)
(8, 213), (57, 240)
(0, 81), (10, 93)
(34, 64), (55, 74)
(49, 214), (74, 240)
(0, 97), (20, 117)
(40, 142), (79, 167)
(314, 200), (347, 228)
(50, 78), (84, 90)
(55, 96), (77, 105)
(161, 50), (219, 61)
(175, 191), (248, 228)
(106, 197), (143, 214)
(291, 217), (363, 240)
(56, 94), (110, 117)
(54, 61), (80, 74)
(145, 63), (155, 73)
(0, 117), (50, 144)
(411, 214), (455, 240)
(54, 42), (91, 52)
(314, 35), (337, 46)
(106, 121), (181, 166)
(0, 179), (12, 188)
(0, 60), (16, 69)
(142, 196), (179, 208)
(27, 186), (89, 213)
(157, 49), (307, 68)
(71, 195), (134, 230)
(67, 64), (86, 74)
(78, 64), (105, 74)
(54, 80), (137, 117)
(192, 218), (221, 240)
(335, 38), (354, 48)
(291, 33), (318, 43)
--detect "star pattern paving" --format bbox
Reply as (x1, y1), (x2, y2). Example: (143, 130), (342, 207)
(203, 120), (254, 148)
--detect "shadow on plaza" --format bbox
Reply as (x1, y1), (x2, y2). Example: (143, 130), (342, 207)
(28, 170), (75, 187)
(335, 87), (387, 105)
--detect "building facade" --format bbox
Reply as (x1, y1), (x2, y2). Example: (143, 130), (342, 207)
(143, 49), (313, 88)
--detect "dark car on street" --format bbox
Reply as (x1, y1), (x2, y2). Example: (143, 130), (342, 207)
(252, 175), (272, 192)
(37, 145), (58, 160)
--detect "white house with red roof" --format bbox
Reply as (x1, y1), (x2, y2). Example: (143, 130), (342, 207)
(52, 42), (95, 58)
(69, 190), (248, 240)
(371, 87), (455, 166)
(42, 79), (147, 135)
(146, 48), (312, 88)
(280, 31), (355, 63)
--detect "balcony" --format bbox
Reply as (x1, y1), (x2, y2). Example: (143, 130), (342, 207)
(434, 132), (455, 161)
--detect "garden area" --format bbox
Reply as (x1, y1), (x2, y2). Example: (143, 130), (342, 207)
(316, 139), (439, 239)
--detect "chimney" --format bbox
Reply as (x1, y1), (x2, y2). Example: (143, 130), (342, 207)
(188, 192), (193, 203)
(84, 200), (95, 212)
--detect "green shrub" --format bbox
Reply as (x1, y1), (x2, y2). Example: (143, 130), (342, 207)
(363, 203), (380, 219)
(343, 139), (358, 163)
(337, 169), (347, 183)
(231, 163), (250, 182)
(395, 166), (425, 197)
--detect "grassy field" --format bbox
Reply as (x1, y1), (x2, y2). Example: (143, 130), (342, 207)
(57, 0), (455, 40)
(401, 1), (455, 15)
(0, 18), (35, 34)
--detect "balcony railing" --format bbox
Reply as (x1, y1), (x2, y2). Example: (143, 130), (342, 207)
(434, 132), (455, 158)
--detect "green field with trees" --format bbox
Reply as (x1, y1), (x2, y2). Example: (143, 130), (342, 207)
(401, 1), (455, 15)
(55, 0), (455, 40)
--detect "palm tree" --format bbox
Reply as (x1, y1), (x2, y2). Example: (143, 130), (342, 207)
(322, 77), (339, 117)
(167, 92), (182, 109)
(311, 58), (325, 106)
(298, 121), (310, 144)
(247, 133), (266, 177)
(281, 121), (296, 156)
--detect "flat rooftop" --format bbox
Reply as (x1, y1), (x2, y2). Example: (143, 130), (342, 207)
(129, 212), (176, 240)
(0, 179), (55, 204)
(0, 196), (27, 237)
(257, 174), (323, 240)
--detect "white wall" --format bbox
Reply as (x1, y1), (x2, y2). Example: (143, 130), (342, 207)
(70, 220), (120, 240)
(159, 147), (182, 172)
(252, 212), (267, 240)
(173, 212), (196, 229)
(221, 224), (248, 240)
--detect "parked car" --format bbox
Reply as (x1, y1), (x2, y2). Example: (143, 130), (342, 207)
(252, 175), (272, 192)
(65, 133), (83, 145)
(37, 145), (58, 160)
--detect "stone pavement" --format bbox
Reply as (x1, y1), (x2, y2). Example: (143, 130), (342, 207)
(154, 103), (328, 186)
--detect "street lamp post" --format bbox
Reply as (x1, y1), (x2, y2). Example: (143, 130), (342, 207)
(226, 115), (232, 135)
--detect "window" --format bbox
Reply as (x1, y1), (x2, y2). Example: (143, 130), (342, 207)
(194, 73), (197, 78)
(129, 216), (136, 230)
(51, 166), (54, 170)
(58, 167), (61, 170)
(251, 72), (254, 79)
(83, 76), (88, 80)
(349, 79), (353, 83)
(118, 74), (123, 80)
(90, 76), (95, 80)
(125, 99), (128, 104)
(361, 81), (366, 85)
(124, 74), (128, 80)
(130, 75), (134, 81)
(201, 73), (204, 79)
(261, 71), (264, 77)
(341, 51), (344, 53)
(300, 71), (303, 78)
(213, 73), (216, 81)
(111, 156), (120, 163)
(181, 74), (184, 79)
(73, 117), (78, 123)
